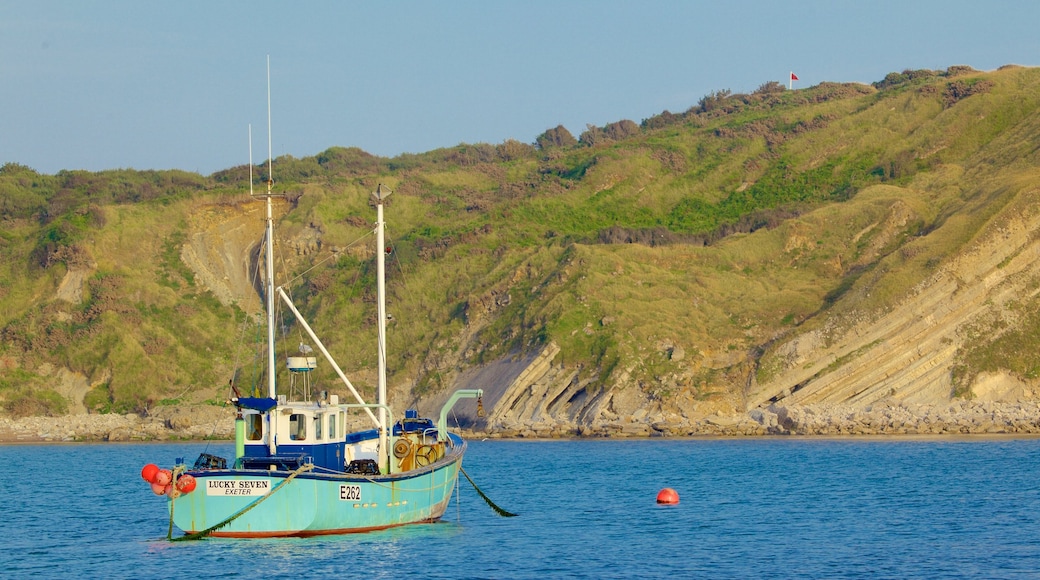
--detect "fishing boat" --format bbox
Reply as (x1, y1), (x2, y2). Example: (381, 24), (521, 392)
(141, 71), (483, 538)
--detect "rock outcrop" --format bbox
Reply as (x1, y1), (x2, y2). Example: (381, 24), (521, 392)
(179, 199), (291, 314)
(0, 405), (234, 442)
(746, 190), (1040, 412)
(408, 190), (1040, 437)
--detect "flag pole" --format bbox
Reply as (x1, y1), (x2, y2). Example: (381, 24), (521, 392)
(789, 71), (793, 90)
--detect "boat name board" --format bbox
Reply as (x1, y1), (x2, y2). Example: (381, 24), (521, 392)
(206, 479), (271, 496)
(339, 485), (362, 501)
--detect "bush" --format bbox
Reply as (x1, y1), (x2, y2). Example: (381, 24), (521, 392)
(942, 79), (995, 108)
(641, 110), (683, 130)
(697, 89), (732, 113)
(3, 388), (68, 417)
(579, 124), (607, 147)
(603, 120), (640, 141)
(873, 69), (940, 90)
(445, 143), (498, 166)
(496, 139), (535, 161)
(535, 125), (578, 150)
(945, 65), (978, 77)
(754, 81), (785, 95)
(314, 146), (385, 175)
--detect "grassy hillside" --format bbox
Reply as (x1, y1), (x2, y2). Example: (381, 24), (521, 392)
(3, 64), (1040, 418)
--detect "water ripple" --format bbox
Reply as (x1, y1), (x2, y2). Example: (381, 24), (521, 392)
(2, 438), (1040, 578)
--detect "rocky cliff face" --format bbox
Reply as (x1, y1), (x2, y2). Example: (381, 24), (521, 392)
(179, 199), (289, 315)
(750, 189), (1040, 409)
(164, 184), (1040, 438)
(423, 188), (1040, 437)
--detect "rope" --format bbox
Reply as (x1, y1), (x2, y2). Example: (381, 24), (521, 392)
(308, 463), (449, 493)
(168, 463), (313, 541)
(280, 230), (373, 288)
(249, 244), (266, 397)
(275, 234), (290, 374)
(455, 465), (461, 522)
(166, 465), (186, 540)
(460, 467), (517, 517)
(385, 229), (409, 286)
(428, 463), (434, 516)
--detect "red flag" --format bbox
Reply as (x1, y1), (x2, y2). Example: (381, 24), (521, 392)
(790, 72), (799, 81)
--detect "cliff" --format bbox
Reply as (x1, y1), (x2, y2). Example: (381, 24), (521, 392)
(5, 65), (1040, 438)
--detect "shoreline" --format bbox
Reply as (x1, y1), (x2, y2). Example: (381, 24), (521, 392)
(3, 399), (1040, 444)
(0, 406), (235, 444)
(4, 431), (1040, 446)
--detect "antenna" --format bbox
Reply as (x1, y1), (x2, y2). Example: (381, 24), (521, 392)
(267, 54), (273, 193)
(248, 124), (253, 196)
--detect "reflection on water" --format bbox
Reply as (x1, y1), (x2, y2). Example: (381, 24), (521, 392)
(185, 521), (466, 576)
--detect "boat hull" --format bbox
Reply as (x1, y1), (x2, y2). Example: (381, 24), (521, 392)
(169, 446), (464, 538)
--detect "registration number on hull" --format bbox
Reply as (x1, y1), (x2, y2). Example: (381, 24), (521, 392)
(339, 485), (361, 501)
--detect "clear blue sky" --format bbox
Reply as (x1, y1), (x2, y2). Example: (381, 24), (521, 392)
(2, 1), (1038, 176)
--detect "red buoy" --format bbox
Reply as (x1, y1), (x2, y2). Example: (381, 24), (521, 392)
(154, 469), (172, 487)
(656, 488), (680, 504)
(176, 474), (197, 494)
(150, 482), (167, 495)
(141, 463), (159, 483)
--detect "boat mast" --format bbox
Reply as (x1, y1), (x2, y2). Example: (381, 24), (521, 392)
(264, 56), (277, 405)
(373, 184), (391, 473)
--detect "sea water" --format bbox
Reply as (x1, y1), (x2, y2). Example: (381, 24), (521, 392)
(2, 437), (1039, 579)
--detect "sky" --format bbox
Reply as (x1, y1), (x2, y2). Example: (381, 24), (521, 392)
(2, 1), (1039, 176)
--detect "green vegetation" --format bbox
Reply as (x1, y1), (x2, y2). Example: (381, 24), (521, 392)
(4, 64), (1040, 416)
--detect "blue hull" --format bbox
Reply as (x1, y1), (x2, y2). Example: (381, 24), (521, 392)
(170, 443), (464, 538)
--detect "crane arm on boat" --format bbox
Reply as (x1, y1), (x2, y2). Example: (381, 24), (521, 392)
(437, 389), (484, 442)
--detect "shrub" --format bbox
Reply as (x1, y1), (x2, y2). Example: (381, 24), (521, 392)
(4, 388), (68, 417)
(603, 120), (640, 141)
(873, 69), (940, 90)
(942, 79), (995, 108)
(697, 89), (732, 113)
(945, 65), (978, 77)
(446, 143), (498, 166)
(754, 81), (785, 95)
(496, 139), (535, 161)
(314, 146), (385, 175)
(641, 110), (683, 130)
(535, 125), (578, 150)
(579, 124), (607, 147)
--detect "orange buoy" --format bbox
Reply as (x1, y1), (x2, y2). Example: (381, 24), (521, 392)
(154, 469), (172, 487)
(176, 474), (197, 494)
(656, 488), (680, 504)
(141, 463), (159, 483)
(150, 482), (167, 495)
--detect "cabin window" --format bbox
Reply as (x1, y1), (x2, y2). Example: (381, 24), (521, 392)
(328, 413), (337, 438)
(314, 415), (323, 440)
(246, 414), (263, 441)
(289, 414), (307, 441)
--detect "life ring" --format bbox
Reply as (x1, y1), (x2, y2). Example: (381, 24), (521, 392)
(415, 444), (437, 466)
(393, 439), (413, 459)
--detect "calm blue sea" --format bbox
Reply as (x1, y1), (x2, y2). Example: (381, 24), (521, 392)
(2, 437), (1039, 579)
